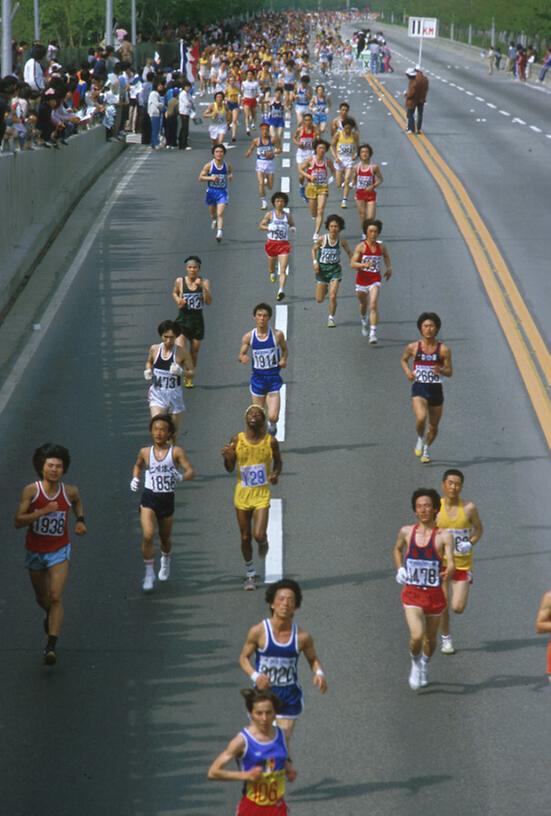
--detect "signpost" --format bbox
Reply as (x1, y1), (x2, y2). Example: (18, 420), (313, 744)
(407, 16), (438, 69)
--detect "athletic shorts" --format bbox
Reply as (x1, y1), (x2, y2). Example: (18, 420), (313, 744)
(313, 113), (328, 125)
(148, 385), (185, 415)
(234, 487), (271, 512)
(268, 117), (285, 129)
(451, 568), (473, 584)
(205, 188), (229, 206)
(355, 189), (376, 202)
(265, 239), (291, 258)
(316, 264), (342, 284)
(25, 543), (72, 571)
(355, 281), (381, 293)
(295, 104), (309, 115)
(243, 98), (257, 108)
(283, 83), (295, 92)
(250, 371), (283, 397)
(227, 101), (239, 111)
(305, 182), (328, 199)
(296, 148), (313, 165)
(402, 585), (447, 616)
(176, 312), (205, 341)
(335, 156), (355, 169)
(256, 158), (275, 175)
(208, 124), (227, 140)
(236, 797), (289, 816)
(273, 684), (304, 718)
(411, 382), (444, 407)
(140, 488), (175, 519)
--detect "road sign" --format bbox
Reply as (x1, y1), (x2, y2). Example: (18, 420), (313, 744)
(408, 17), (438, 39)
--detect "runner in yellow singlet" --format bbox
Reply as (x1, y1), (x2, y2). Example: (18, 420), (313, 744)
(330, 118), (358, 208)
(436, 469), (484, 654)
(222, 405), (282, 591)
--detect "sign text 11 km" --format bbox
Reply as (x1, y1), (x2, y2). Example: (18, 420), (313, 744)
(408, 17), (438, 68)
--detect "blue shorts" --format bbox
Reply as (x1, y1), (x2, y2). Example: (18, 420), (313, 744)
(411, 382), (444, 407)
(313, 113), (328, 125)
(227, 101), (239, 111)
(272, 684), (304, 719)
(26, 543), (72, 571)
(250, 371), (283, 397)
(268, 116), (285, 128)
(205, 188), (229, 206)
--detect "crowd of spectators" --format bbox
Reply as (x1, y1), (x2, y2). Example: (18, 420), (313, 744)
(353, 28), (394, 74)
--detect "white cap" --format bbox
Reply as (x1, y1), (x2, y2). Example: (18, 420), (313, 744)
(406, 68), (416, 77)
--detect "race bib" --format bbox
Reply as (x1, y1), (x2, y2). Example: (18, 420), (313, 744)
(257, 655), (297, 686)
(210, 173), (226, 187)
(339, 143), (353, 156)
(153, 373), (179, 389)
(357, 174), (372, 189)
(406, 558), (440, 587)
(451, 529), (472, 554)
(269, 227), (288, 241)
(360, 255), (381, 272)
(252, 348), (278, 369)
(32, 511), (66, 537)
(246, 770), (285, 806)
(414, 365), (441, 384)
(184, 293), (202, 310)
(151, 472), (176, 492)
(240, 464), (267, 488)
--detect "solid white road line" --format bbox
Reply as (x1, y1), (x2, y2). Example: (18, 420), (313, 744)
(265, 498), (283, 583)
(281, 176), (290, 193)
(282, 158), (290, 168)
(0, 152), (150, 417)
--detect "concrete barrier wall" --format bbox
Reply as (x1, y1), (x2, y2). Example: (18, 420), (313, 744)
(0, 126), (125, 315)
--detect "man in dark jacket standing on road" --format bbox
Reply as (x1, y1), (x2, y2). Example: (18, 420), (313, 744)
(405, 66), (429, 134)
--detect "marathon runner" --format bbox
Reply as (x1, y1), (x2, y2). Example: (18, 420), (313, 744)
(267, 87), (286, 154)
(204, 90), (230, 146)
(293, 112), (318, 202)
(312, 214), (352, 327)
(393, 488), (454, 690)
(310, 83), (331, 135)
(330, 118), (358, 209)
(352, 143), (383, 226)
(245, 122), (276, 210)
(437, 469), (484, 654)
(242, 69), (261, 134)
(400, 312), (453, 464)
(144, 320), (193, 438)
(130, 414), (195, 592)
(535, 590), (551, 684)
(299, 138), (335, 241)
(207, 688), (297, 816)
(293, 74), (312, 124)
(350, 218), (393, 344)
(14, 443), (87, 666)
(198, 144), (233, 242)
(173, 255), (212, 387)
(239, 579), (327, 741)
(260, 192), (295, 302)
(221, 405), (282, 591)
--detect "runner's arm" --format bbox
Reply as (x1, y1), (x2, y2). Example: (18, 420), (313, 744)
(393, 526), (408, 569)
(467, 503), (484, 545)
(239, 331), (252, 364)
(198, 161), (212, 182)
(259, 212), (271, 231)
(173, 446), (195, 480)
(341, 238), (353, 259)
(14, 483), (56, 528)
(276, 331), (288, 368)
(301, 631), (328, 693)
(291, 127), (301, 147)
(66, 484), (87, 535)
(269, 437), (282, 483)
(400, 343), (416, 381)
(208, 735), (260, 782)
(172, 277), (185, 308)
(238, 624), (270, 687)
(245, 137), (258, 157)
(350, 242), (365, 270)
(202, 278), (213, 305)
(441, 531), (455, 580)
(535, 592), (551, 634)
(132, 448), (147, 481)
(221, 435), (238, 473)
(373, 163), (384, 188)
(227, 162), (234, 181)
(175, 346), (194, 378)
(439, 344), (453, 378)
(311, 237), (322, 268)
(382, 243), (393, 280)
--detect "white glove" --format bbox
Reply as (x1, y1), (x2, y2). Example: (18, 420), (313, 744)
(455, 540), (473, 555)
(395, 566), (407, 585)
(174, 470), (184, 482)
(130, 477), (140, 492)
(290, 225), (296, 233)
(143, 369), (152, 381)
(170, 362), (183, 376)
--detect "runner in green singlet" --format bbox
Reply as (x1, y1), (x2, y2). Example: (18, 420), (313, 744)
(311, 214), (352, 328)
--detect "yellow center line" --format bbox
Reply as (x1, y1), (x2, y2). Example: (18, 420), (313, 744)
(365, 73), (551, 449)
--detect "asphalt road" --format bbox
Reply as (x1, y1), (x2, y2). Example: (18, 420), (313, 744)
(1, 28), (550, 816)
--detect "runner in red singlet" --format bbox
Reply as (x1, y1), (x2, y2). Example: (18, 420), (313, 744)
(350, 218), (392, 344)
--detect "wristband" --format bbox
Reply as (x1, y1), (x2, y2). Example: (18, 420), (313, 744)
(251, 671), (260, 684)
(315, 669), (325, 677)
(76, 515), (85, 523)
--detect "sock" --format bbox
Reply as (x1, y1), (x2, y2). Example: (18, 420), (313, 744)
(144, 559), (155, 576)
(361, 316), (368, 325)
(420, 654), (430, 666)
(46, 635), (58, 651)
(423, 443), (429, 454)
(245, 559), (256, 577)
(160, 552), (171, 561)
(277, 287), (284, 294)
(416, 435), (424, 448)
(410, 652), (421, 664)
(329, 313), (334, 319)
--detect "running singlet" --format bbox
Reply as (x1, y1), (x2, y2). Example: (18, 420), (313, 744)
(25, 481), (71, 553)
(413, 342), (442, 384)
(177, 278), (203, 312)
(269, 100), (284, 120)
(255, 618), (303, 716)
(309, 160), (328, 185)
(144, 446), (177, 493)
(283, 68), (296, 85)
(437, 499), (473, 570)
(313, 96), (328, 115)
(235, 432), (272, 495)
(356, 164), (375, 190)
(404, 526), (443, 588)
(152, 345), (181, 390)
(336, 132), (355, 159)
(211, 103), (226, 126)
(239, 726), (287, 806)
(317, 235), (340, 268)
(295, 86), (309, 106)
(298, 129), (315, 151)
(251, 327), (280, 375)
(357, 240), (382, 286)
(207, 160), (228, 189)
(257, 139), (274, 160)
(242, 80), (259, 100)
(267, 211), (289, 242)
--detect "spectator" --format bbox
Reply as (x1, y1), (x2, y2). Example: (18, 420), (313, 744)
(119, 34), (134, 64)
(164, 82), (180, 148)
(368, 38), (380, 74)
(147, 80), (165, 150)
(539, 47), (551, 82)
(178, 79), (195, 150)
(526, 45), (537, 80)
(516, 46), (527, 81)
(485, 46), (495, 75)
(494, 47), (502, 70)
(23, 44), (46, 92)
(505, 41), (516, 73)
(138, 70), (154, 144)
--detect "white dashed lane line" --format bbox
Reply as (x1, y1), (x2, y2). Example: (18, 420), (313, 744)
(499, 110), (511, 116)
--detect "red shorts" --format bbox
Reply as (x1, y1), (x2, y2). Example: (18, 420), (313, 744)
(265, 240), (291, 258)
(355, 190), (376, 202)
(236, 797), (289, 816)
(452, 569), (473, 584)
(243, 98), (257, 108)
(402, 585), (447, 616)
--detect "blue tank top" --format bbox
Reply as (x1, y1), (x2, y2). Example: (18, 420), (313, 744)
(251, 328), (280, 375)
(256, 138), (274, 160)
(313, 96), (328, 114)
(239, 726), (288, 806)
(296, 86), (309, 105)
(269, 100), (284, 119)
(207, 160), (227, 190)
(255, 618), (300, 689)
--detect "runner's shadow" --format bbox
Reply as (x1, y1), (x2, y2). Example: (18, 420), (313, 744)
(285, 441), (376, 454)
(291, 773), (453, 801)
(440, 455), (549, 468)
(458, 636), (547, 654)
(422, 674), (548, 695)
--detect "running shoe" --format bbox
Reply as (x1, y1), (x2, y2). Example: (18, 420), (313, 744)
(142, 573), (155, 592)
(211, 219), (216, 230)
(369, 329), (378, 345)
(340, 198), (347, 208)
(441, 635), (455, 655)
(408, 659), (421, 691)
(327, 316), (336, 328)
(276, 291), (285, 302)
(43, 646), (57, 666)
(361, 320), (369, 337)
(258, 540), (269, 558)
(246, 127), (250, 135)
(158, 555), (171, 582)
(270, 272), (277, 283)
(261, 199), (267, 210)
(184, 377), (194, 388)
(414, 437), (424, 457)
(420, 447), (431, 464)
(216, 229), (223, 242)
(312, 232), (320, 241)
(267, 421), (278, 436)
(244, 574), (257, 591)
(419, 660), (429, 687)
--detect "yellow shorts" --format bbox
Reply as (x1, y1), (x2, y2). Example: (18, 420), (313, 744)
(234, 486), (271, 511)
(306, 183), (328, 200)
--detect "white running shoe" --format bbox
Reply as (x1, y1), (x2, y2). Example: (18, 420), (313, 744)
(420, 445), (431, 464)
(369, 329), (378, 345)
(142, 572), (155, 592)
(441, 635), (455, 655)
(340, 198), (347, 208)
(408, 658), (421, 690)
(361, 320), (369, 337)
(261, 198), (267, 210)
(327, 315), (336, 328)
(243, 574), (257, 591)
(419, 659), (429, 687)
(216, 229), (223, 242)
(158, 555), (171, 581)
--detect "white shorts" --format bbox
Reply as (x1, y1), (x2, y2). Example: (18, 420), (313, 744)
(148, 387), (185, 415)
(256, 158), (275, 175)
(355, 282), (381, 293)
(296, 148), (313, 165)
(335, 156), (355, 170)
(209, 124), (227, 140)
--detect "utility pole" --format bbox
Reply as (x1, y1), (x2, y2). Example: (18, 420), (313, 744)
(33, 0), (39, 40)
(131, 0), (136, 46)
(1, 0), (12, 75)
(491, 17), (495, 48)
(105, 0), (113, 46)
